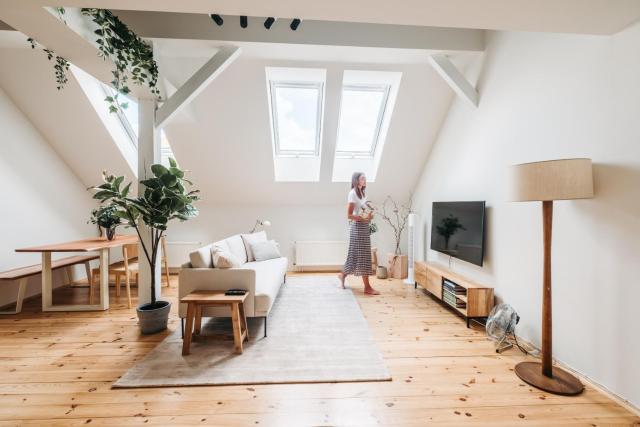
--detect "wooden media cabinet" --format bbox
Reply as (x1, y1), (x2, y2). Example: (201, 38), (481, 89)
(414, 261), (494, 327)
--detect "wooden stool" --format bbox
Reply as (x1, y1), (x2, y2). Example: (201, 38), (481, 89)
(181, 291), (249, 356)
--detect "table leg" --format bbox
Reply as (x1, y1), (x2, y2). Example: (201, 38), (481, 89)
(98, 248), (109, 310)
(182, 302), (195, 356)
(239, 302), (249, 341)
(42, 252), (53, 311)
(231, 303), (243, 354)
(194, 305), (203, 335)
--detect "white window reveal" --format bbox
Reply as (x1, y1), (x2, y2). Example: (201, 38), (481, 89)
(265, 67), (326, 182)
(332, 70), (402, 182)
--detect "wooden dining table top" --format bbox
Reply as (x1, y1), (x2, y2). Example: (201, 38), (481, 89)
(15, 235), (139, 253)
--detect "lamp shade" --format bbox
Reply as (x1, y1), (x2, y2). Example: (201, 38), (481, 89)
(510, 158), (594, 202)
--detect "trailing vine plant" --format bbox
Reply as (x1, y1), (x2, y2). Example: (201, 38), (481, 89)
(27, 7), (160, 113)
(81, 8), (160, 112)
(27, 38), (70, 90)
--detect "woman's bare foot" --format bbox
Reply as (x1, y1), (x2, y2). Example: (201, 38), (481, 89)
(337, 272), (346, 289)
(364, 287), (380, 295)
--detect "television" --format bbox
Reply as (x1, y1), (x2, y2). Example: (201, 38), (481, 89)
(430, 201), (486, 266)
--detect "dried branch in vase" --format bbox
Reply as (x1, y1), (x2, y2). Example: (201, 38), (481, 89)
(378, 195), (413, 255)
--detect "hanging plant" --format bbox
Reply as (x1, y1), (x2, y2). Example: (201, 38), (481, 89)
(27, 38), (70, 90)
(28, 7), (160, 113)
(81, 8), (160, 113)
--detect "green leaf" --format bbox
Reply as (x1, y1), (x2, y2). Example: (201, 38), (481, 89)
(121, 182), (131, 198)
(150, 164), (169, 177)
(168, 157), (177, 168)
(169, 167), (184, 178)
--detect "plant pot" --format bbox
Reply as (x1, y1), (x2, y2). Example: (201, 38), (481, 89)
(387, 253), (409, 279)
(136, 300), (171, 334)
(376, 266), (388, 279)
(105, 227), (116, 241)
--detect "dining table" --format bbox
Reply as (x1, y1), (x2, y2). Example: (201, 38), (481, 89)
(16, 235), (138, 312)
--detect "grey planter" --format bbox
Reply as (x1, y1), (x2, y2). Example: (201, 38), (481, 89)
(136, 300), (171, 334)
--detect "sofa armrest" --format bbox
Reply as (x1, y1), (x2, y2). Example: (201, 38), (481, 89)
(178, 268), (257, 318)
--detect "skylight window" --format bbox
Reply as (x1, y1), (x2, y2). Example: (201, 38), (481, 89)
(265, 67), (326, 182)
(101, 84), (139, 143)
(331, 70), (402, 182)
(335, 85), (390, 158)
(270, 81), (323, 157)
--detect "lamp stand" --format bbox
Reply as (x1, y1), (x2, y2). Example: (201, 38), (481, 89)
(514, 200), (584, 396)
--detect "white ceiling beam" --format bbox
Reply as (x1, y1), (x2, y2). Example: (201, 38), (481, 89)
(0, 2), (115, 85)
(114, 12), (484, 52)
(429, 54), (478, 108)
(155, 46), (241, 128)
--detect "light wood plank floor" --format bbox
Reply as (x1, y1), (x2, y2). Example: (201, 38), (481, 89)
(0, 274), (637, 426)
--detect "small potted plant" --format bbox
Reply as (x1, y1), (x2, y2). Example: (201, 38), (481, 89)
(89, 203), (122, 240)
(90, 159), (199, 334)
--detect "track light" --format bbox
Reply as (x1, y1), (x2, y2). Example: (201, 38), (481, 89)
(290, 18), (301, 31)
(264, 17), (276, 29)
(210, 14), (223, 26)
(240, 16), (248, 28)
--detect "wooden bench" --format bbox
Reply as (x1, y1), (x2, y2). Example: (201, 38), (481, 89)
(0, 255), (99, 314)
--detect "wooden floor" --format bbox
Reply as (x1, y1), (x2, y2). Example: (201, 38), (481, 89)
(0, 274), (637, 426)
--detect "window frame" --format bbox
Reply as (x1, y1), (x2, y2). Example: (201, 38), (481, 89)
(268, 80), (324, 158)
(335, 83), (391, 159)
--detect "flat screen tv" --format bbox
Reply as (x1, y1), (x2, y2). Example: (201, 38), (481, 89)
(430, 201), (486, 266)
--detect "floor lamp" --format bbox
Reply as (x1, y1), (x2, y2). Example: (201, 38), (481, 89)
(510, 158), (593, 396)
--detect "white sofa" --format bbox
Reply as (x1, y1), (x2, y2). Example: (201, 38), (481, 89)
(179, 233), (287, 337)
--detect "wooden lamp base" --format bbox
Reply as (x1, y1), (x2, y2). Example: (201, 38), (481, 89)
(515, 362), (584, 396)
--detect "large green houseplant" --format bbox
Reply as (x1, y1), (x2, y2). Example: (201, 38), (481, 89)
(91, 158), (199, 333)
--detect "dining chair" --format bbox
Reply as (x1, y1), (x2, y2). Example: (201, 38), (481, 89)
(90, 237), (171, 308)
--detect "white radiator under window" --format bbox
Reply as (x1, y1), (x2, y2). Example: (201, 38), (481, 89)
(294, 241), (347, 270)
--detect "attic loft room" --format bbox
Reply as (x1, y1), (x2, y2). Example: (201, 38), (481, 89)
(0, 1), (639, 425)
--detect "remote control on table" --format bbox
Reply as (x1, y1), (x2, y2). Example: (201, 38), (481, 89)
(225, 289), (246, 296)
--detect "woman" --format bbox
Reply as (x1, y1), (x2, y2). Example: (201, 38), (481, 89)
(338, 172), (379, 295)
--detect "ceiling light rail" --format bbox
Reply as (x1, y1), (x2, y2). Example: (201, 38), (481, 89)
(208, 14), (302, 31)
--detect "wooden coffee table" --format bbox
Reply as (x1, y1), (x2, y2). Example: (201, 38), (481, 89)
(181, 291), (249, 356)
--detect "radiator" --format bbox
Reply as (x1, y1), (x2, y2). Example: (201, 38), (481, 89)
(165, 241), (202, 269)
(294, 241), (347, 269)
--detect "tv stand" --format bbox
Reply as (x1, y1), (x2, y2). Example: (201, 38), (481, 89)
(414, 261), (494, 327)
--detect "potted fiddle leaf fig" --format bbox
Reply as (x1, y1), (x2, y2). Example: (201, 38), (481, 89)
(90, 158), (199, 334)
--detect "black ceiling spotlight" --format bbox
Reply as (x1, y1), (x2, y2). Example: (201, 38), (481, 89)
(210, 14), (224, 26)
(264, 17), (276, 29)
(240, 16), (248, 28)
(290, 18), (301, 31)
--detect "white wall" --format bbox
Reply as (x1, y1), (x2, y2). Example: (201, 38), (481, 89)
(413, 24), (640, 408)
(167, 202), (403, 271)
(0, 87), (96, 307)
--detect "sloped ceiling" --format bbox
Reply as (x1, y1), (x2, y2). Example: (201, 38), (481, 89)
(155, 40), (466, 205)
(0, 42), (134, 188)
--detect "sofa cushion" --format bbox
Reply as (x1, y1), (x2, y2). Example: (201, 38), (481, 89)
(225, 235), (247, 264)
(241, 257), (287, 316)
(251, 240), (281, 261)
(211, 245), (242, 268)
(189, 244), (213, 268)
(210, 240), (230, 268)
(241, 231), (268, 262)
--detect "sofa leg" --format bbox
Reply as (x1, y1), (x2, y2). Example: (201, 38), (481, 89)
(264, 316), (267, 338)
(181, 318), (184, 339)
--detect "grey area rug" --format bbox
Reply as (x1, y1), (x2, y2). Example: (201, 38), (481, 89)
(114, 275), (391, 388)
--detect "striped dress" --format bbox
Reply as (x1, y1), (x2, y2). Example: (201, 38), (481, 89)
(343, 189), (374, 276)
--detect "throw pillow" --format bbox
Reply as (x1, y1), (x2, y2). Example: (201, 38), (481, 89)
(211, 245), (242, 269)
(251, 240), (281, 262)
(241, 231), (268, 262)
